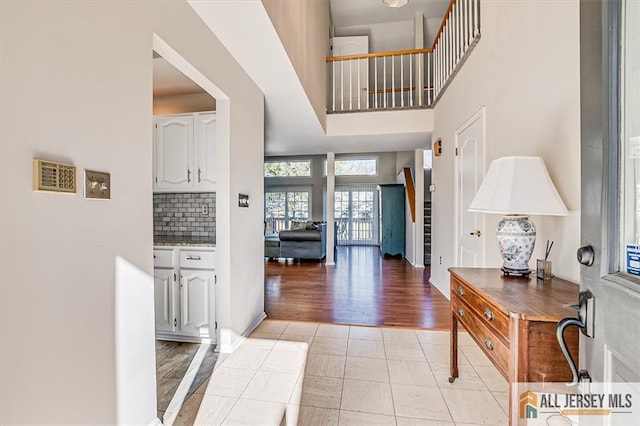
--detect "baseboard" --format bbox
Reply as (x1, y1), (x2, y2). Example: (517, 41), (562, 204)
(428, 276), (450, 300)
(243, 311), (267, 337)
(155, 332), (215, 345)
(218, 312), (267, 354)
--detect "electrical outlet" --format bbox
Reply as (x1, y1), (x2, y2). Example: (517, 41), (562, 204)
(201, 205), (209, 215)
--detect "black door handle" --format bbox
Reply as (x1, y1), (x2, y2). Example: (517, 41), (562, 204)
(577, 245), (595, 266)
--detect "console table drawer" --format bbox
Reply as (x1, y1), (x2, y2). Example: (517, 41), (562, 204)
(452, 277), (509, 340)
(452, 297), (509, 377)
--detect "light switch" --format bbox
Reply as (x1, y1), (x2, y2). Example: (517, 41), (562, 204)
(84, 170), (111, 200)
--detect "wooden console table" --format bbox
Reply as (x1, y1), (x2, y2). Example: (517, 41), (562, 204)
(448, 268), (579, 422)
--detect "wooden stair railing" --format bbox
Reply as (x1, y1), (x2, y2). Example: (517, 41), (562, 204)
(403, 167), (416, 223)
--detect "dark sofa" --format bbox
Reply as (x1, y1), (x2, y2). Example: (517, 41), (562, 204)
(279, 223), (326, 260)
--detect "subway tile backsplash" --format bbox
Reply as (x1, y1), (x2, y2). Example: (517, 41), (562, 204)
(153, 193), (216, 238)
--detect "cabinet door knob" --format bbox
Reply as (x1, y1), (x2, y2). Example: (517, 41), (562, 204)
(458, 307), (465, 317)
(198, 168), (202, 183)
(484, 308), (494, 320)
(469, 230), (481, 237)
(187, 169), (191, 183)
(458, 286), (465, 296)
(484, 337), (494, 350)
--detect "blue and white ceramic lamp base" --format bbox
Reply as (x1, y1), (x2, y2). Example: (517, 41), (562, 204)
(497, 215), (536, 276)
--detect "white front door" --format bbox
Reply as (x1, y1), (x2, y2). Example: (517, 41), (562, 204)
(331, 36), (368, 111)
(455, 108), (485, 267)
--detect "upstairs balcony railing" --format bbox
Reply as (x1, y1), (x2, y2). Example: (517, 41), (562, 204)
(327, 0), (481, 113)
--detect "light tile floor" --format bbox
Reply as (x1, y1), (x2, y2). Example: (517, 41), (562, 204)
(185, 320), (509, 426)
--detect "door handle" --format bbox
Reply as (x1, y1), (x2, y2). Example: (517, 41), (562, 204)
(469, 230), (481, 237)
(556, 290), (595, 386)
(577, 245), (595, 266)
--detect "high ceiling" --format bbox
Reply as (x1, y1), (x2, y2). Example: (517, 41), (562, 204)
(155, 0), (449, 155)
(331, 0), (449, 51)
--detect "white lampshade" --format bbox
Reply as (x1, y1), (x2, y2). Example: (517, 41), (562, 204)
(469, 156), (568, 216)
(382, 0), (409, 8)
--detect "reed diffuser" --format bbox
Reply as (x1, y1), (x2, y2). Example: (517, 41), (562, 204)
(537, 240), (553, 280)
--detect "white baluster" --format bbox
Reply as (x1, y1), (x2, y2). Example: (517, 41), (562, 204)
(409, 53), (413, 106)
(349, 59), (353, 111)
(374, 57), (378, 109)
(383, 56), (387, 108)
(392, 54), (395, 108)
(340, 60), (344, 111)
(357, 58), (361, 110)
(332, 61), (336, 112)
(400, 54), (404, 107)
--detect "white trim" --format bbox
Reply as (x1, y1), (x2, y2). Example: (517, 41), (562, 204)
(218, 311), (266, 354)
(428, 276), (450, 300)
(155, 333), (215, 345)
(148, 418), (163, 426)
(453, 106), (486, 268)
(243, 311), (267, 337)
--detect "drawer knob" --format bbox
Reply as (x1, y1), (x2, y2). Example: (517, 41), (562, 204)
(484, 337), (494, 350)
(458, 287), (465, 296)
(484, 308), (494, 321)
(458, 307), (465, 317)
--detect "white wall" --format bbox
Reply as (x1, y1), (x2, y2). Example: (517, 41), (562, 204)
(262, 0), (330, 131)
(153, 93), (216, 115)
(0, 1), (264, 424)
(430, 0), (581, 297)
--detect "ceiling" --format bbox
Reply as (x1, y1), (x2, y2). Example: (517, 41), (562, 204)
(156, 0), (449, 155)
(331, 0), (449, 51)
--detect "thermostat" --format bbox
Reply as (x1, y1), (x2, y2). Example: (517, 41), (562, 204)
(33, 159), (76, 194)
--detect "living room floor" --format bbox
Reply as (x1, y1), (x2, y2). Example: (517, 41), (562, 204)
(265, 246), (450, 328)
(172, 321), (508, 425)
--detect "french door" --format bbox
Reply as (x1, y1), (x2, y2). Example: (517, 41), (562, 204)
(334, 185), (379, 246)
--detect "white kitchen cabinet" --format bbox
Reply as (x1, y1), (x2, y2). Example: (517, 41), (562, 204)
(154, 115), (194, 191)
(153, 267), (176, 333)
(195, 113), (217, 191)
(180, 269), (214, 336)
(153, 246), (216, 343)
(153, 112), (216, 193)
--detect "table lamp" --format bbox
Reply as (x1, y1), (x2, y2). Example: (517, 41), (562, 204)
(468, 156), (568, 276)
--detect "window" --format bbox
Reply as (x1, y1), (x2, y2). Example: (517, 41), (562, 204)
(324, 156), (378, 176)
(621, 0), (640, 279)
(264, 160), (311, 177)
(264, 186), (311, 233)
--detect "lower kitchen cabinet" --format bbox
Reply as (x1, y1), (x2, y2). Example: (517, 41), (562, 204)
(180, 267), (214, 336)
(153, 266), (177, 333)
(153, 246), (216, 343)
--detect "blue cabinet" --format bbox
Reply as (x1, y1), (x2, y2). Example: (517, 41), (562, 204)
(379, 184), (405, 257)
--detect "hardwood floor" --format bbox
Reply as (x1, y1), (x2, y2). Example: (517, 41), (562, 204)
(265, 246), (450, 329)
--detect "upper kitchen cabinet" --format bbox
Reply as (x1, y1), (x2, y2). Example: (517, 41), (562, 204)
(153, 112), (216, 192)
(195, 113), (217, 191)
